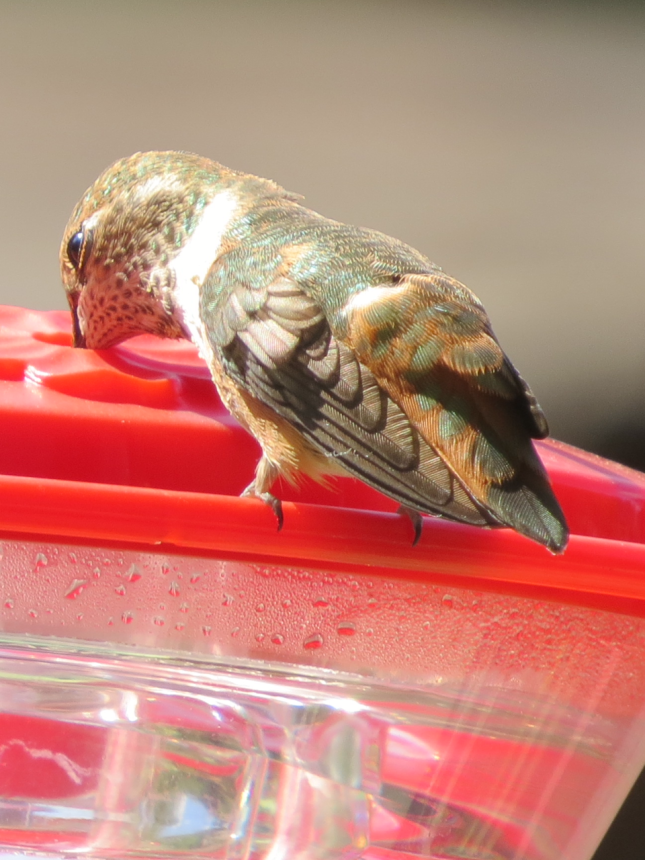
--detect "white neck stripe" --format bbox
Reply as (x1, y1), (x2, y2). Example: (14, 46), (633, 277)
(170, 189), (239, 356)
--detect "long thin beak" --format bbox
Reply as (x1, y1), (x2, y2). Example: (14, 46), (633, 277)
(69, 295), (87, 348)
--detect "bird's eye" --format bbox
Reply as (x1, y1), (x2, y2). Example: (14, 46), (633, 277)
(67, 230), (90, 271)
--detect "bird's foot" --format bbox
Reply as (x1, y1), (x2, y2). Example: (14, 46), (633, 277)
(242, 483), (284, 531)
(398, 505), (424, 546)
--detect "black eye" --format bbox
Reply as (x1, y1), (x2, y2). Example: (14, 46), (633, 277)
(67, 230), (87, 270)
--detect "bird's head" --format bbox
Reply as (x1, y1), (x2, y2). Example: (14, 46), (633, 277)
(60, 150), (237, 349)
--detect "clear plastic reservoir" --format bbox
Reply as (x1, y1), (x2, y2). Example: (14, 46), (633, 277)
(0, 538), (645, 860)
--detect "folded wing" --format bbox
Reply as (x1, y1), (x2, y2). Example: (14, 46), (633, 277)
(203, 267), (568, 551)
(342, 272), (568, 551)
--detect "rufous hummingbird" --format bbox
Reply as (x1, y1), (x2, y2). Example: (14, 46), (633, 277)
(60, 151), (568, 552)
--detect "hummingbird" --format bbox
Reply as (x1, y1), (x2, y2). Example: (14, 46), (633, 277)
(60, 151), (568, 552)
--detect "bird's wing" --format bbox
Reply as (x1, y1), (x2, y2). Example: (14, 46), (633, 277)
(340, 272), (567, 551)
(202, 270), (496, 528)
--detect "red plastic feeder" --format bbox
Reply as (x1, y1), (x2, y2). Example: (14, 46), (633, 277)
(0, 305), (644, 860)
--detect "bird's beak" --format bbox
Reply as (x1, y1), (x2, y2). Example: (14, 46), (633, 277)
(69, 294), (86, 348)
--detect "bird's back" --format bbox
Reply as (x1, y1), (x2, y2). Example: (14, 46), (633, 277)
(202, 196), (568, 552)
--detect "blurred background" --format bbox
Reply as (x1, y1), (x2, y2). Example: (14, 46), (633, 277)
(0, 0), (643, 471)
(0, 1), (643, 855)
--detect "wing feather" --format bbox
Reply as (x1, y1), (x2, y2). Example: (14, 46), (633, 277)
(342, 272), (567, 550)
(204, 274), (494, 527)
(202, 265), (566, 548)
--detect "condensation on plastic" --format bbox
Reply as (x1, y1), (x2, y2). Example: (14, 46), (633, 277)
(0, 306), (644, 860)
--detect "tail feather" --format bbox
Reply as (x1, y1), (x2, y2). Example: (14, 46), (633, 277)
(487, 468), (568, 553)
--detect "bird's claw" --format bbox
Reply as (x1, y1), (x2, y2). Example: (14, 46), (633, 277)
(398, 505), (423, 546)
(263, 493), (284, 531)
(242, 486), (284, 531)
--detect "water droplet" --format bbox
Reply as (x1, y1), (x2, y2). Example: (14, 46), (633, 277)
(222, 593), (234, 606)
(107, 617), (114, 626)
(255, 603), (265, 613)
(76, 613), (83, 622)
(153, 616), (165, 627)
(337, 622), (356, 636)
(367, 597), (377, 608)
(190, 573), (201, 584)
(255, 633), (265, 643)
(303, 633), (324, 650)
(126, 564), (142, 583)
(271, 632), (284, 645)
(179, 602), (189, 613)
(175, 622), (185, 631)
(442, 595), (454, 609)
(28, 609), (38, 619)
(202, 625), (212, 637)
(312, 597), (329, 608)
(422, 620), (432, 630)
(231, 626), (240, 638)
(168, 581), (180, 597)
(158, 603), (166, 611)
(114, 584), (126, 596)
(3, 599), (13, 610)
(65, 579), (88, 600)
(92, 567), (101, 579)
(282, 598), (292, 609)
(68, 552), (77, 564)
(365, 627), (374, 637)
(34, 553), (48, 571)
(161, 564), (170, 576)
(121, 611), (133, 624)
